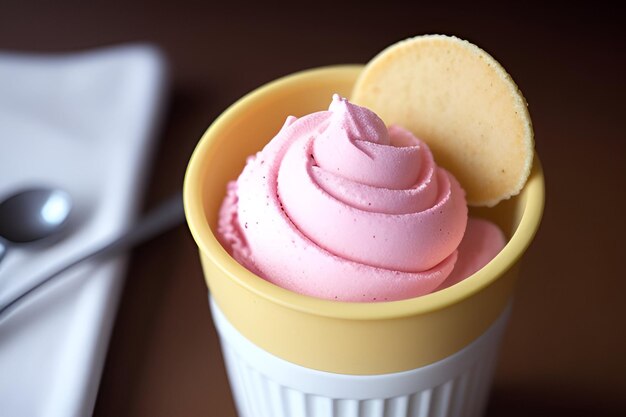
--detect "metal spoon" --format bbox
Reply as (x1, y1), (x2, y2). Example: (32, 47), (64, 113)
(0, 191), (184, 320)
(0, 188), (72, 263)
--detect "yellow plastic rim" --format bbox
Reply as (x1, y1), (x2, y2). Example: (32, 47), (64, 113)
(184, 65), (545, 374)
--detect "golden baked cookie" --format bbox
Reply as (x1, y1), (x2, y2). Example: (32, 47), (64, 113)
(352, 34), (534, 207)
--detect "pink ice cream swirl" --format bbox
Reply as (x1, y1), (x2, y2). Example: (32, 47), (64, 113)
(218, 95), (469, 302)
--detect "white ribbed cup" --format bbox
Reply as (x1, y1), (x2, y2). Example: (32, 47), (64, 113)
(210, 296), (510, 417)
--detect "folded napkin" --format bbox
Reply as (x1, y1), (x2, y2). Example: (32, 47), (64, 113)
(0, 44), (167, 417)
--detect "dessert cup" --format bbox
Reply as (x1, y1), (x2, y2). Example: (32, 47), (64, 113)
(184, 65), (544, 417)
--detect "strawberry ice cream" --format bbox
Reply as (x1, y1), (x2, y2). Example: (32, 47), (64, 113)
(218, 95), (505, 302)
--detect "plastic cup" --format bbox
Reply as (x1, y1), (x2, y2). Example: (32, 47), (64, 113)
(184, 65), (544, 417)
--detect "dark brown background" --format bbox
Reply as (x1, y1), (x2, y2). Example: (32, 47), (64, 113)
(2, 1), (624, 416)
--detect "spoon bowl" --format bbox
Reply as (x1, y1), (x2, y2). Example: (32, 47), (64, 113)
(0, 188), (72, 263)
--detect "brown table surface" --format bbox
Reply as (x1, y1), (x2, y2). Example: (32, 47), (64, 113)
(2, 2), (624, 416)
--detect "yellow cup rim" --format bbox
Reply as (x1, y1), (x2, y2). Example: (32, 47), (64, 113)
(184, 64), (545, 321)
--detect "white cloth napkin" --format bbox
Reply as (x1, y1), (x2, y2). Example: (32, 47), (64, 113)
(0, 44), (167, 417)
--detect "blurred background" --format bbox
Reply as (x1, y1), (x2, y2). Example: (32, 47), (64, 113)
(1, 1), (624, 416)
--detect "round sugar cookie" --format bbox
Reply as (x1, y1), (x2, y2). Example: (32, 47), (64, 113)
(352, 34), (533, 207)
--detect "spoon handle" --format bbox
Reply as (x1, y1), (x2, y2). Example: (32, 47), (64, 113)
(0, 191), (185, 319)
(0, 238), (6, 264)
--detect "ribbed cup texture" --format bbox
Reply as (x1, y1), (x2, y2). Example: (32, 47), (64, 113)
(210, 296), (508, 417)
(221, 335), (498, 417)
